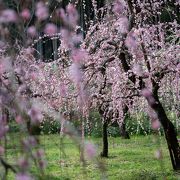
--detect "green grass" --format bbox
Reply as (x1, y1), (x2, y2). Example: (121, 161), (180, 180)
(3, 134), (180, 179)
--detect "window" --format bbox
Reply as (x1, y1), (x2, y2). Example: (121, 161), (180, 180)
(34, 35), (60, 62)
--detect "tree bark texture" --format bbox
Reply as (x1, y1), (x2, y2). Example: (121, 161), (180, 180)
(149, 93), (180, 170)
(101, 119), (108, 157)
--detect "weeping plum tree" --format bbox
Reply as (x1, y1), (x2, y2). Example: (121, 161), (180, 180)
(119, 0), (180, 170)
(0, 1), (103, 179)
(82, 0), (180, 169)
(84, 0), (180, 170)
(82, 52), (131, 157)
(0, 1), (59, 178)
(0, 1), (180, 180)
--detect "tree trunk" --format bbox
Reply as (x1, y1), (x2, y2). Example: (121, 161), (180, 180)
(80, 117), (85, 163)
(120, 121), (130, 139)
(120, 105), (130, 139)
(27, 122), (41, 135)
(147, 93), (180, 170)
(101, 120), (108, 157)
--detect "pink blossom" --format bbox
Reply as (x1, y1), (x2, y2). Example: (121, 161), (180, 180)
(176, 63), (180, 71)
(0, 41), (6, 50)
(152, 120), (161, 130)
(141, 88), (152, 98)
(59, 5), (78, 28)
(59, 83), (67, 97)
(0, 126), (8, 139)
(114, 16), (129, 34)
(0, 63), (4, 76)
(0, 9), (18, 23)
(60, 29), (71, 48)
(16, 173), (33, 180)
(77, 88), (89, 109)
(175, 0), (180, 5)
(17, 85), (28, 95)
(125, 31), (138, 50)
(22, 139), (30, 151)
(71, 49), (88, 63)
(29, 72), (38, 81)
(60, 29), (69, 40)
(132, 64), (143, 76)
(44, 23), (58, 36)
(113, 0), (126, 15)
(35, 2), (49, 21)
(21, 9), (31, 20)
(28, 107), (43, 124)
(14, 68), (24, 76)
(38, 159), (47, 169)
(28, 137), (37, 147)
(85, 142), (97, 159)
(141, 88), (157, 106)
(24, 47), (35, 55)
(148, 97), (156, 107)
(18, 157), (29, 170)
(69, 63), (83, 84)
(27, 26), (37, 38)
(154, 150), (162, 159)
(15, 115), (23, 124)
(36, 2), (45, 9)
(33, 149), (46, 169)
(22, 137), (37, 151)
(0, 146), (4, 155)
(72, 34), (83, 45)
(66, 4), (79, 27)
(58, 8), (67, 22)
(36, 149), (44, 158)
(0, 115), (9, 139)
(0, 57), (12, 73)
(176, 111), (180, 117)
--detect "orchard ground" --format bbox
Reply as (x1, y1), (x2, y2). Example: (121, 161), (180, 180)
(5, 134), (180, 180)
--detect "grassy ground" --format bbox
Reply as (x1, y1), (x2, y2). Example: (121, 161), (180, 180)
(3, 134), (180, 179)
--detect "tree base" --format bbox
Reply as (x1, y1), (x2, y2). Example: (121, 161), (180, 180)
(100, 152), (108, 158)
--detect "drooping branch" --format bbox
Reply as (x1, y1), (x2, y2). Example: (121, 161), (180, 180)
(0, 157), (17, 175)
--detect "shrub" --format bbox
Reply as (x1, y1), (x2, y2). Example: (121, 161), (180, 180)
(9, 120), (20, 133)
(40, 116), (60, 135)
(87, 111), (102, 137)
(108, 126), (120, 137)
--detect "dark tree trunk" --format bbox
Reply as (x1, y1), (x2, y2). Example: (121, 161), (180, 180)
(146, 92), (180, 170)
(120, 105), (130, 139)
(27, 121), (41, 135)
(101, 119), (108, 157)
(118, 0), (180, 170)
(120, 49), (180, 169)
(120, 121), (130, 139)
